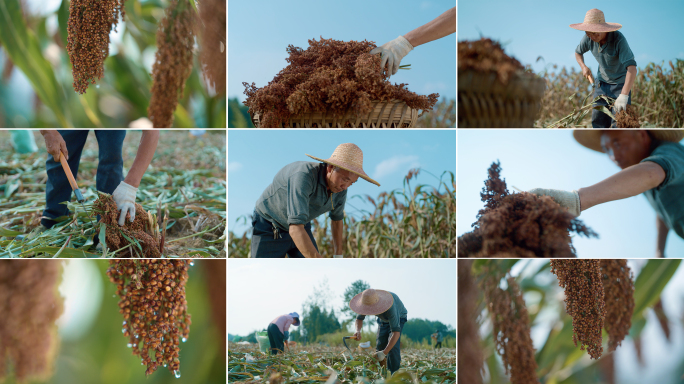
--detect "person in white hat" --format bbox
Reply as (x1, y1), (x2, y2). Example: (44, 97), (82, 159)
(350, 289), (408, 374)
(530, 130), (684, 257)
(267, 312), (300, 355)
(251, 143), (380, 258)
(570, 9), (637, 127)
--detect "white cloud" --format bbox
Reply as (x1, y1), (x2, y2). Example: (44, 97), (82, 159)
(373, 155), (420, 180)
(228, 162), (243, 173)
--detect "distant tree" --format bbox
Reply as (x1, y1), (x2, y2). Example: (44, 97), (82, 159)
(341, 280), (371, 321)
(302, 304), (341, 342)
(402, 319), (454, 344)
(228, 97), (254, 128)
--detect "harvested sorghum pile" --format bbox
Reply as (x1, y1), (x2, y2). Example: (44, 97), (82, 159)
(458, 162), (598, 258)
(615, 104), (641, 128)
(107, 260), (191, 376)
(458, 38), (526, 85)
(94, 194), (161, 257)
(242, 37), (439, 127)
(0, 261), (63, 383)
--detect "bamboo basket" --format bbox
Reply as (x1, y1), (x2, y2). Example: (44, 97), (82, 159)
(251, 100), (421, 128)
(458, 70), (546, 128)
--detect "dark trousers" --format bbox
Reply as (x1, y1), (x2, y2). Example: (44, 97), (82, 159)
(376, 317), (407, 374)
(434, 341), (442, 349)
(266, 323), (285, 355)
(42, 130), (126, 228)
(592, 80), (631, 128)
(251, 210), (318, 258)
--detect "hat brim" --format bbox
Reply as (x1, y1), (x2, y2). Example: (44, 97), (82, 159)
(570, 22), (622, 33)
(349, 290), (394, 316)
(306, 154), (381, 187)
(574, 130), (684, 153)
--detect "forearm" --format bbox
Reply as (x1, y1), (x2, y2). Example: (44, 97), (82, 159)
(124, 131), (160, 188)
(331, 220), (344, 255)
(577, 162), (665, 211)
(621, 66), (637, 95)
(656, 215), (669, 258)
(383, 332), (401, 354)
(575, 52), (587, 69)
(355, 319), (363, 333)
(289, 224), (322, 258)
(404, 7), (455, 47)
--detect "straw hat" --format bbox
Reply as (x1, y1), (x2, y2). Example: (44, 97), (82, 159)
(573, 130), (684, 153)
(570, 9), (622, 33)
(306, 143), (381, 186)
(349, 289), (394, 316)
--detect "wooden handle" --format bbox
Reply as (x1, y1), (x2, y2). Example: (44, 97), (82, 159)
(58, 151), (79, 191)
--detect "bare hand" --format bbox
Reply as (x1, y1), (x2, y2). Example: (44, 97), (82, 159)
(40, 130), (68, 162)
(353, 331), (361, 341)
(582, 66), (594, 84)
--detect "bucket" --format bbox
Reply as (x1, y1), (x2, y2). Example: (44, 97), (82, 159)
(256, 331), (270, 353)
(10, 130), (38, 154)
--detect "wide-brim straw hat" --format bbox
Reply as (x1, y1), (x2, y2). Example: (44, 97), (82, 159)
(573, 130), (684, 153)
(349, 289), (393, 316)
(306, 143), (381, 187)
(570, 9), (622, 33)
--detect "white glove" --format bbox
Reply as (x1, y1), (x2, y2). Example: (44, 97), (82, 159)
(528, 188), (581, 217)
(374, 351), (386, 362)
(370, 36), (413, 76)
(614, 94), (629, 113)
(112, 181), (138, 226)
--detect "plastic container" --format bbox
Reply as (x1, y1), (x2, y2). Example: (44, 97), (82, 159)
(10, 130), (38, 154)
(256, 331), (270, 353)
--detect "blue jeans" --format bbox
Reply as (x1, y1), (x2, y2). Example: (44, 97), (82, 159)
(42, 130), (126, 228)
(250, 210), (318, 258)
(376, 317), (407, 374)
(592, 80), (631, 128)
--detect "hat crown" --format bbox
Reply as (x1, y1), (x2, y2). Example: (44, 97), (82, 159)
(330, 143), (364, 170)
(360, 289), (380, 306)
(584, 9), (606, 25)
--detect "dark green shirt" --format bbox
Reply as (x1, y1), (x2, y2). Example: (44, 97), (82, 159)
(575, 31), (637, 85)
(356, 292), (408, 332)
(255, 161), (347, 232)
(641, 141), (684, 240)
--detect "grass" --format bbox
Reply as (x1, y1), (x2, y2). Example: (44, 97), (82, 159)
(0, 130), (226, 257)
(228, 342), (455, 383)
(228, 168), (455, 258)
(415, 98), (456, 128)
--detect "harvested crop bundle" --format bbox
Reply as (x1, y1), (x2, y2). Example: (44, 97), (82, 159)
(615, 104), (641, 128)
(242, 37), (439, 128)
(550, 260), (605, 359)
(600, 259), (634, 352)
(458, 38), (525, 85)
(67, 0), (126, 94)
(148, 0), (198, 128)
(107, 260), (191, 377)
(93, 193), (161, 257)
(198, 0), (226, 94)
(458, 260), (483, 384)
(0, 261), (63, 383)
(458, 162), (598, 258)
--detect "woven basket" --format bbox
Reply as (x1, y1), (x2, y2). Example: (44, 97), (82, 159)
(458, 70), (546, 128)
(251, 100), (420, 128)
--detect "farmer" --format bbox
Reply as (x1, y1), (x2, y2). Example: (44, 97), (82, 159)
(267, 312), (300, 355)
(38, 130), (159, 229)
(529, 130), (684, 257)
(251, 143), (380, 258)
(570, 9), (637, 128)
(351, 289), (407, 374)
(433, 329), (443, 349)
(371, 7), (456, 76)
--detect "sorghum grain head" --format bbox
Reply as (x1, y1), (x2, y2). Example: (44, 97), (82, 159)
(198, 0), (226, 94)
(600, 259), (634, 352)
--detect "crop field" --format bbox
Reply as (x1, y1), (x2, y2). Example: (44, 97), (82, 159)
(228, 169), (455, 258)
(0, 130), (226, 257)
(228, 342), (455, 383)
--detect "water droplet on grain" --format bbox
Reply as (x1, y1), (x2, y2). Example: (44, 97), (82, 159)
(135, 334), (139, 339)
(182, 337), (187, 343)
(127, 343), (133, 348)
(122, 328), (126, 333)
(123, 321), (127, 325)
(174, 370), (181, 379)
(163, 364), (167, 368)
(96, 84), (100, 89)
(113, 294), (116, 298)
(189, 261), (194, 266)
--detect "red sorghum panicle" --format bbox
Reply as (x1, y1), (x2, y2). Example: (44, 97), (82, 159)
(458, 260), (483, 384)
(198, 0), (226, 94)
(459, 161), (598, 257)
(148, 0), (198, 128)
(107, 260), (191, 376)
(600, 259), (634, 352)
(481, 265), (539, 384)
(0, 261), (64, 383)
(550, 260), (606, 359)
(93, 194), (161, 257)
(67, 0), (126, 94)
(242, 37), (440, 127)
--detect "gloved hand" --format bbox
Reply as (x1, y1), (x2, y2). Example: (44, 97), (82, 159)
(528, 188), (581, 217)
(370, 36), (413, 76)
(614, 94), (629, 113)
(373, 351), (386, 362)
(112, 181), (138, 226)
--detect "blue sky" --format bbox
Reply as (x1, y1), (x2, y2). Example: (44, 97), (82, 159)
(458, 0), (684, 75)
(228, 130), (456, 235)
(228, 259), (455, 335)
(228, 0), (456, 102)
(457, 130), (684, 258)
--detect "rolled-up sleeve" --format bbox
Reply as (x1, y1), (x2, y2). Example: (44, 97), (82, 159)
(287, 172), (313, 226)
(617, 36), (636, 69)
(356, 314), (366, 321)
(575, 35), (591, 55)
(642, 147), (684, 189)
(388, 307), (401, 332)
(329, 191), (347, 221)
